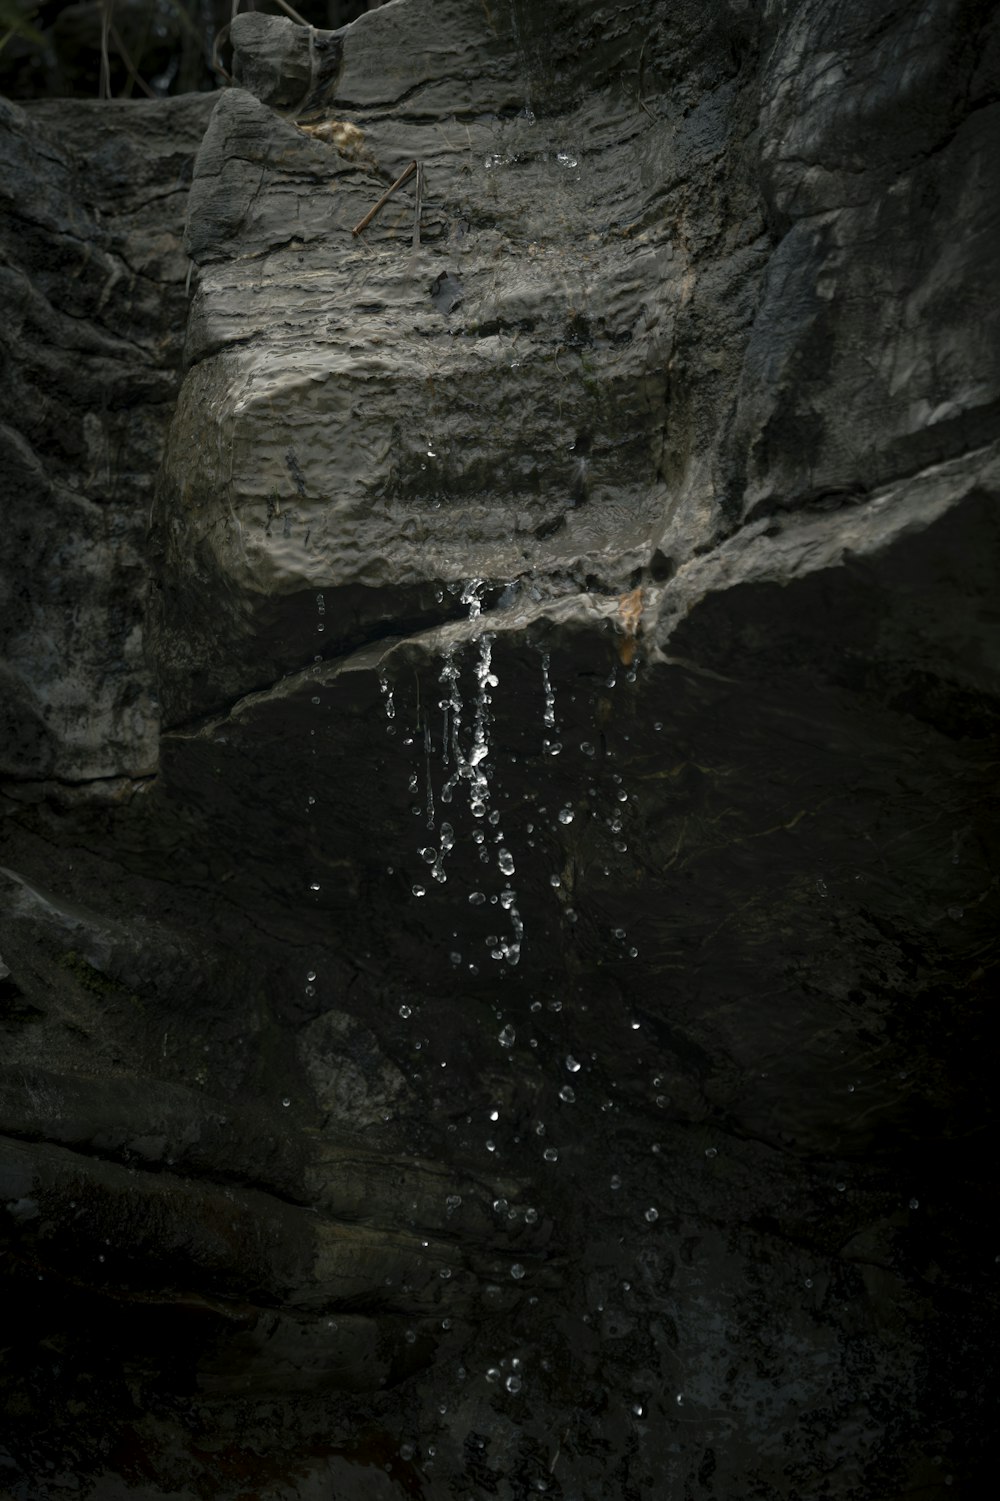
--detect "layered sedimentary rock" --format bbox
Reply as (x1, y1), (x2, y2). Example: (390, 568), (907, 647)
(2, 1), (998, 1496)
(0, 89), (219, 780)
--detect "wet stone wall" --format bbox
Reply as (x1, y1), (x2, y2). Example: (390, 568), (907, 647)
(1, 1), (999, 1498)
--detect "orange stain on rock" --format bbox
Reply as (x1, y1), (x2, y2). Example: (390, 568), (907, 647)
(616, 586), (644, 665)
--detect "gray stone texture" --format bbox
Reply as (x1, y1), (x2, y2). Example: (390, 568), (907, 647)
(1, 0), (998, 1497)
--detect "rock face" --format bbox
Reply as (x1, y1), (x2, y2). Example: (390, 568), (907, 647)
(2, 1), (998, 1498)
(0, 89), (217, 780)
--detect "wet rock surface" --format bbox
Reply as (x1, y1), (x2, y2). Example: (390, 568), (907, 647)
(2, 1), (999, 1497)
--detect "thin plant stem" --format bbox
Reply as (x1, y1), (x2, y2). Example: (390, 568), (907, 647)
(111, 20), (157, 99)
(99, 0), (113, 99)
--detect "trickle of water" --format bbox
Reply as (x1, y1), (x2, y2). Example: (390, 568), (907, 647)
(498, 847), (515, 876)
(541, 652), (556, 729)
(461, 578), (486, 618)
(378, 671), (396, 723)
(556, 149), (578, 168)
(424, 722), (435, 831)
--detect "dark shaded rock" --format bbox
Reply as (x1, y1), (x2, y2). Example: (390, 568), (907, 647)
(1, 0), (999, 1497)
(0, 89), (217, 779)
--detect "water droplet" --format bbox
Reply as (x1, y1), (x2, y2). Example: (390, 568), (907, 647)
(281, 1097), (291, 1108)
(412, 884), (426, 897)
(612, 927), (626, 940)
(705, 1146), (718, 1159)
(556, 150), (578, 167)
(524, 1206), (539, 1224)
(306, 969), (316, 982)
(909, 1197), (920, 1210)
(580, 741), (595, 756)
(549, 874), (561, 888)
(499, 1024), (516, 1048)
(559, 1085), (576, 1103)
(610, 1174), (622, 1189)
(644, 1207), (658, 1223)
(469, 891), (486, 906)
(439, 1266), (452, 1279)
(399, 1004), (412, 1019)
(557, 807), (574, 825)
(498, 848), (515, 876)
(565, 1055), (581, 1072)
(505, 1372), (522, 1393)
(511, 1263), (525, 1280)
(543, 1147), (559, 1163)
(309, 881), (320, 891)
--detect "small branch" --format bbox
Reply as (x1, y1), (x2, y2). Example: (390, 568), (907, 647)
(352, 161), (417, 237)
(110, 21), (157, 99)
(411, 161), (423, 249)
(99, 0), (113, 100)
(271, 0), (311, 25)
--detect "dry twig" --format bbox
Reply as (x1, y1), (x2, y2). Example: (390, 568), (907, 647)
(352, 161), (417, 237)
